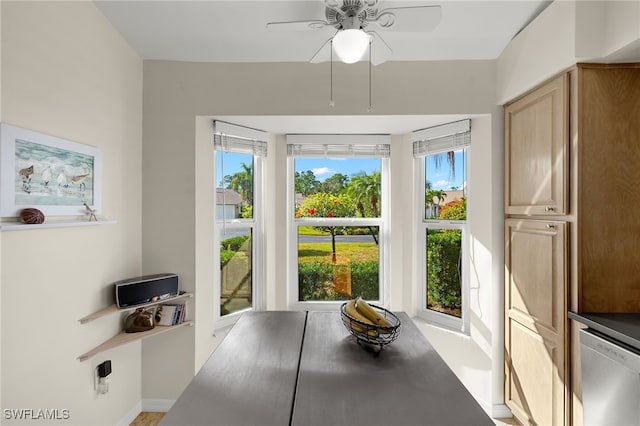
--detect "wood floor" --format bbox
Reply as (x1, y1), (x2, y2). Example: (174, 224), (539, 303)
(130, 412), (164, 426)
(130, 412), (518, 426)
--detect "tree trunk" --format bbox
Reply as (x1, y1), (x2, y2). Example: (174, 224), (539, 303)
(330, 227), (337, 264)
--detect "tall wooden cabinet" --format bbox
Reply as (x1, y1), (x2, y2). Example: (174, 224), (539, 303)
(504, 72), (570, 426)
(504, 63), (640, 426)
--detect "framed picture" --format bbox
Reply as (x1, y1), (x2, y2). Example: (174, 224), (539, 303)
(0, 123), (102, 217)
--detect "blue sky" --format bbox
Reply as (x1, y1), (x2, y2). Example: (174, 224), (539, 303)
(294, 158), (381, 181)
(425, 150), (466, 191)
(217, 151), (466, 190)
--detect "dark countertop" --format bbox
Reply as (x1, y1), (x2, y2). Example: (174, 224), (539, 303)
(568, 312), (640, 351)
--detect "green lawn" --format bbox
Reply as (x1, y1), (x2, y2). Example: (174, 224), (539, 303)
(298, 241), (378, 263)
(297, 226), (326, 236)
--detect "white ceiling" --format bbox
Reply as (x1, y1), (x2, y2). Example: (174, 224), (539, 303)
(95, 0), (550, 63)
(93, 0), (550, 133)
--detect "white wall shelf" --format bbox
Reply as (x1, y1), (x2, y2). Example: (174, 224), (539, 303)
(79, 292), (193, 324)
(0, 219), (116, 231)
(78, 321), (194, 362)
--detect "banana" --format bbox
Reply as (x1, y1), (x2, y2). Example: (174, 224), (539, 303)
(345, 299), (373, 325)
(354, 297), (391, 328)
(344, 299), (378, 337)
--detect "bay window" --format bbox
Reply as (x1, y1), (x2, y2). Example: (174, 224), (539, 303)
(213, 121), (266, 327)
(414, 120), (470, 333)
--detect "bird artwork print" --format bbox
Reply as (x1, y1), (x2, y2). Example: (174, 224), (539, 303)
(69, 173), (90, 191)
(19, 164), (34, 193)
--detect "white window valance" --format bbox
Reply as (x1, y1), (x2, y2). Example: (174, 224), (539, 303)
(213, 120), (267, 157)
(412, 119), (471, 158)
(286, 134), (390, 158)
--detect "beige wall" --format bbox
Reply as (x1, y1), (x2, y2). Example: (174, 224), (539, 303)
(1, 1), (143, 425)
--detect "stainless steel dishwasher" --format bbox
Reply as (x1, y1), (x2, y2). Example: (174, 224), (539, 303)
(580, 328), (640, 426)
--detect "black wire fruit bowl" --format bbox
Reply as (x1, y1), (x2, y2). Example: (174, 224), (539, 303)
(340, 302), (401, 350)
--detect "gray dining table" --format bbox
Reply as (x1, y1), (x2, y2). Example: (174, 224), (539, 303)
(160, 310), (494, 426)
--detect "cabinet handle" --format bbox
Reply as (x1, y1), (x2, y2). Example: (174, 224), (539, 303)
(546, 224), (556, 229)
(545, 206), (555, 212)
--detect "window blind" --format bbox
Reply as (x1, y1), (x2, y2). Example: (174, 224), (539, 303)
(412, 119), (471, 158)
(213, 120), (267, 157)
(286, 134), (390, 158)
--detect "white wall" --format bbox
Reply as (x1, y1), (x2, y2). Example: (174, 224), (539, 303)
(413, 114), (506, 416)
(496, 0), (640, 104)
(1, 1), (143, 425)
(140, 59), (504, 413)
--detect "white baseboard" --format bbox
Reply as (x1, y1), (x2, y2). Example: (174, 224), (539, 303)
(117, 401), (142, 426)
(490, 404), (513, 419)
(142, 399), (176, 412)
(477, 399), (513, 419)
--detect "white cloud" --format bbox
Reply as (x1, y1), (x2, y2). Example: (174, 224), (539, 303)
(433, 180), (450, 189)
(312, 167), (335, 177)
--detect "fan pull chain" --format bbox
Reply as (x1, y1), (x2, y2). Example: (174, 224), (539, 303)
(367, 38), (373, 113)
(329, 39), (335, 108)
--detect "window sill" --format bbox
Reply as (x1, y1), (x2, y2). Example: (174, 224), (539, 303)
(214, 309), (247, 333)
(413, 311), (469, 336)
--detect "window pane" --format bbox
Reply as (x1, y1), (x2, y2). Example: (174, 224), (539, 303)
(220, 228), (252, 316)
(216, 152), (254, 220)
(425, 148), (466, 220)
(294, 158), (381, 218)
(426, 228), (462, 318)
(298, 226), (379, 301)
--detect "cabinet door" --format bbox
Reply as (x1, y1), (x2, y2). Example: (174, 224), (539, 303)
(505, 219), (567, 426)
(505, 74), (568, 215)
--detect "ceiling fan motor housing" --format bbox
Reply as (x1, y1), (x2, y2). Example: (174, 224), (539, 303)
(326, 0), (379, 30)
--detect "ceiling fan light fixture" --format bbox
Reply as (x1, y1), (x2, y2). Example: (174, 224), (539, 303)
(332, 29), (369, 64)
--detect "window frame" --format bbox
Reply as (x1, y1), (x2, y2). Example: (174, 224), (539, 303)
(286, 139), (390, 311)
(213, 135), (265, 330)
(413, 122), (470, 334)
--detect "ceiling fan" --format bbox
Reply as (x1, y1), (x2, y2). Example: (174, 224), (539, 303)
(266, 0), (442, 65)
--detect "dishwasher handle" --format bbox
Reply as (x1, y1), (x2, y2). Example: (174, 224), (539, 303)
(580, 329), (640, 373)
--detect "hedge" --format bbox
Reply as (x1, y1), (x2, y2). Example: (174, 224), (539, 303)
(298, 260), (379, 301)
(427, 230), (462, 310)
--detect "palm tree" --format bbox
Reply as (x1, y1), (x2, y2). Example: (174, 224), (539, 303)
(347, 171), (381, 217)
(426, 189), (447, 206)
(346, 171), (381, 245)
(432, 151), (456, 179)
(224, 162), (253, 206)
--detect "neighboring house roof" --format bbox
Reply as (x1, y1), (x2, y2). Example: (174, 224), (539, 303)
(430, 190), (465, 206)
(216, 188), (243, 205)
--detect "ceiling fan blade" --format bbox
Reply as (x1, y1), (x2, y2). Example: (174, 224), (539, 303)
(309, 37), (334, 63)
(367, 31), (393, 66)
(266, 20), (331, 31)
(370, 5), (441, 32)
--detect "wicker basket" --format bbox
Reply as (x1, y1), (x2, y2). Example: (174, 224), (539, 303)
(340, 302), (401, 350)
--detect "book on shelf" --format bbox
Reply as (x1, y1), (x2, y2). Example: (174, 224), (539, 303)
(156, 303), (187, 326)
